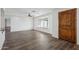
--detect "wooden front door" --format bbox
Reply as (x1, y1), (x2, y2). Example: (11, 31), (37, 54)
(59, 9), (76, 43)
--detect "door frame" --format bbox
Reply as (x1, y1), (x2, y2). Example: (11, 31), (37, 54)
(58, 8), (77, 44)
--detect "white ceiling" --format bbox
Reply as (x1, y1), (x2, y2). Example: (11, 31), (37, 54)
(5, 8), (53, 17)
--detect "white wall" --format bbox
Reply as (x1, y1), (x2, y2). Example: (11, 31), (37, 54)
(52, 10), (58, 38)
(77, 9), (79, 45)
(34, 13), (53, 35)
(0, 32), (5, 49)
(0, 8), (5, 49)
(11, 16), (33, 32)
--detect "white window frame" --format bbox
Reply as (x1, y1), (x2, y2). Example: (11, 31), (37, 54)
(40, 18), (48, 28)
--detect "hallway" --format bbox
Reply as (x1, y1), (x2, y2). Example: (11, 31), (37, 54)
(2, 30), (78, 50)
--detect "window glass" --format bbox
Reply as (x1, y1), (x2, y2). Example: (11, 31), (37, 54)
(40, 18), (48, 28)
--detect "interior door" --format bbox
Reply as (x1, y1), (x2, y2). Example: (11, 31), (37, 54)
(59, 9), (76, 43)
(0, 8), (5, 49)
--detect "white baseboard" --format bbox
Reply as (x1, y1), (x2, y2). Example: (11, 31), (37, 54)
(52, 35), (58, 39)
(11, 29), (32, 32)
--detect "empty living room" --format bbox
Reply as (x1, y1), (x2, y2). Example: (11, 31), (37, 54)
(0, 8), (79, 50)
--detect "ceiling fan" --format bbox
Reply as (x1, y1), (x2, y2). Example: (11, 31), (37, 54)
(28, 13), (32, 17)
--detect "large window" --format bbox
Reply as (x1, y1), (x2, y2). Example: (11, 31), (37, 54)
(40, 18), (48, 28)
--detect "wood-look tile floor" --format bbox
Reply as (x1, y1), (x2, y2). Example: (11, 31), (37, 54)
(2, 30), (79, 50)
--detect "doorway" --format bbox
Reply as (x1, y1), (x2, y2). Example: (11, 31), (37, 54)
(5, 18), (11, 33)
(59, 9), (76, 43)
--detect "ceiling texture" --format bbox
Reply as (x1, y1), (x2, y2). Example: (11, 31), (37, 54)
(5, 8), (53, 17)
